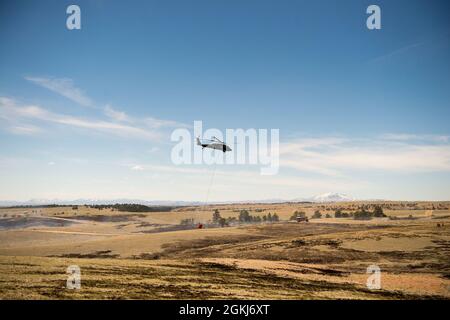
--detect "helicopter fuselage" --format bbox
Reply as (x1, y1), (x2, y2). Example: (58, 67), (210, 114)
(202, 142), (231, 153)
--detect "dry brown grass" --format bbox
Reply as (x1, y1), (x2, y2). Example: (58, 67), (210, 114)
(0, 202), (449, 299)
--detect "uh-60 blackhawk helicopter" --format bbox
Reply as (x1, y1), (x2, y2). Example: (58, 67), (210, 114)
(196, 136), (232, 153)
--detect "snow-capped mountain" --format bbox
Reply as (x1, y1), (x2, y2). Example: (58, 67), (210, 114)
(310, 193), (354, 203)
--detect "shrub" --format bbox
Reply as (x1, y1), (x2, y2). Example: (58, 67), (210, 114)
(373, 205), (386, 217)
(212, 209), (221, 224)
(239, 210), (252, 222)
(180, 218), (195, 225)
(290, 211), (306, 220)
(218, 217), (228, 227)
(353, 209), (373, 220)
(312, 210), (322, 219)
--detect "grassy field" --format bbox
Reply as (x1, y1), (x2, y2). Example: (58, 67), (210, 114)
(0, 202), (449, 299)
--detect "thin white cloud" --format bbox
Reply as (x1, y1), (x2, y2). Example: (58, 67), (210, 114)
(369, 41), (426, 64)
(148, 147), (160, 153)
(0, 97), (160, 140)
(103, 104), (189, 129)
(24, 76), (190, 130)
(281, 136), (450, 175)
(104, 104), (131, 122)
(7, 125), (41, 135)
(131, 165), (144, 171)
(380, 133), (449, 143)
(25, 76), (94, 107)
(143, 116), (191, 129)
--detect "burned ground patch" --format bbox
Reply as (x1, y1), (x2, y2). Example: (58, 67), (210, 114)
(63, 214), (146, 222)
(54, 250), (120, 259)
(0, 217), (78, 230)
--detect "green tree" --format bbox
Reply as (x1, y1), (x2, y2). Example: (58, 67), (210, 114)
(290, 211), (306, 220)
(218, 217), (227, 227)
(354, 209), (372, 220)
(212, 209), (221, 224)
(312, 210), (322, 219)
(239, 210), (251, 222)
(373, 206), (385, 217)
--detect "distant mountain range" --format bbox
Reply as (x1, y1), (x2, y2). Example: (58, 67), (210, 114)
(308, 192), (355, 203)
(0, 193), (358, 207)
(0, 198), (203, 207)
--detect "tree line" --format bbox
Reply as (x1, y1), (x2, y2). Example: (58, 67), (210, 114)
(88, 204), (176, 212)
(212, 209), (279, 227)
(290, 206), (386, 220)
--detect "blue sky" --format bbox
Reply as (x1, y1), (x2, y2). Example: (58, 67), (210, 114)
(1, 0), (450, 201)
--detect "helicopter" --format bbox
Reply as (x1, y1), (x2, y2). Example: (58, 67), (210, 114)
(196, 136), (232, 153)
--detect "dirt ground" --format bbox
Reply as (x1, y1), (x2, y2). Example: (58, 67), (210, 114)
(0, 202), (449, 299)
